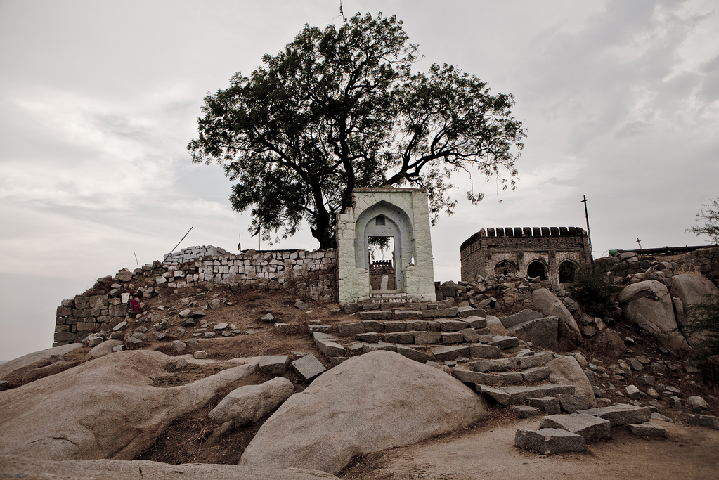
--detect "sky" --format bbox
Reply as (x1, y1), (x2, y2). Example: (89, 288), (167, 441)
(1, 0), (718, 361)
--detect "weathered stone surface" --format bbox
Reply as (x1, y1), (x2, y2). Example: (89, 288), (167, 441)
(522, 366), (551, 383)
(0, 455), (340, 479)
(557, 394), (590, 413)
(528, 396), (561, 414)
(313, 332), (346, 357)
(479, 384), (576, 406)
(458, 307), (486, 319)
(413, 331), (442, 344)
(532, 289), (580, 333)
(395, 345), (430, 363)
(469, 357), (515, 372)
(361, 320), (384, 332)
(580, 403), (651, 427)
(423, 307), (459, 319)
(687, 414), (719, 430)
(258, 356), (290, 375)
(469, 343), (502, 359)
(355, 332), (380, 343)
(337, 323), (364, 337)
(239, 351), (487, 474)
(671, 272), (719, 346)
(618, 280), (689, 354)
(500, 309), (543, 329)
(360, 310), (392, 321)
(436, 319), (468, 331)
(405, 320), (429, 331)
(441, 332), (465, 344)
(490, 335), (519, 350)
(628, 421), (667, 437)
(513, 405), (541, 418)
(394, 310), (423, 320)
(687, 395), (709, 410)
(209, 377), (294, 426)
(383, 321), (407, 332)
(540, 413), (611, 442)
(547, 356), (597, 408)
(593, 328), (626, 357)
(383, 332), (414, 344)
(0, 343), (83, 383)
(507, 316), (559, 351)
(0, 351), (258, 460)
(291, 354), (326, 382)
(464, 316), (488, 329)
(86, 340), (124, 360)
(362, 342), (397, 353)
(432, 345), (470, 361)
(514, 428), (586, 454)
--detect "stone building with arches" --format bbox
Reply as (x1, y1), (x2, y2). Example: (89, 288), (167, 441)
(460, 226), (591, 285)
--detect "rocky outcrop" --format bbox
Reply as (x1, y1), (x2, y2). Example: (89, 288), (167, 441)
(239, 351), (487, 474)
(0, 350), (259, 460)
(547, 356), (596, 408)
(618, 280), (689, 354)
(0, 343), (84, 387)
(532, 288), (580, 334)
(0, 455), (339, 480)
(671, 272), (719, 346)
(208, 377), (295, 426)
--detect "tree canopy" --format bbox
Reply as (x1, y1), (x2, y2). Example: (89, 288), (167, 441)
(688, 197), (719, 245)
(189, 12), (526, 249)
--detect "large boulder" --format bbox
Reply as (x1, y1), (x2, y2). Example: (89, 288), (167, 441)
(547, 356), (596, 408)
(0, 350), (259, 460)
(531, 289), (580, 334)
(671, 273), (719, 346)
(239, 351), (487, 474)
(618, 280), (689, 354)
(0, 455), (339, 480)
(208, 377), (295, 426)
(0, 343), (84, 384)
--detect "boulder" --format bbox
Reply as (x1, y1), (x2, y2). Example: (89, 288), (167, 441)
(86, 340), (124, 360)
(506, 316), (559, 351)
(0, 350), (258, 460)
(593, 328), (626, 357)
(618, 280), (689, 354)
(0, 456), (339, 480)
(0, 343), (83, 383)
(671, 272), (719, 346)
(547, 356), (596, 408)
(239, 351), (487, 474)
(208, 377), (294, 426)
(531, 289), (580, 334)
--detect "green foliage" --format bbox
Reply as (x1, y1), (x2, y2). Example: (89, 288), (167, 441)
(685, 293), (719, 357)
(188, 12), (526, 248)
(568, 264), (619, 318)
(688, 197), (719, 245)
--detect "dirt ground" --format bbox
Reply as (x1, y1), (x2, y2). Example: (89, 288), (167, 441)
(340, 417), (719, 480)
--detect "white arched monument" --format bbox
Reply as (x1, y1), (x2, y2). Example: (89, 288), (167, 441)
(336, 188), (436, 304)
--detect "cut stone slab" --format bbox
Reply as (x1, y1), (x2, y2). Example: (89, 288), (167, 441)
(422, 307), (459, 319)
(469, 344), (502, 359)
(208, 377), (294, 426)
(258, 356), (290, 375)
(395, 345), (430, 363)
(522, 366), (551, 383)
(557, 394), (590, 413)
(528, 396), (561, 415)
(628, 421), (667, 437)
(687, 414), (719, 430)
(383, 332), (414, 344)
(460, 328), (480, 343)
(355, 332), (380, 343)
(464, 316), (488, 329)
(405, 320), (429, 331)
(579, 403), (652, 427)
(308, 325), (332, 333)
(458, 307), (486, 319)
(413, 331), (442, 344)
(362, 342), (397, 353)
(436, 319), (469, 331)
(540, 413), (611, 442)
(291, 354), (326, 382)
(517, 352), (554, 369)
(500, 309), (543, 329)
(239, 351), (487, 474)
(441, 332), (465, 344)
(513, 405), (542, 418)
(515, 428), (586, 454)
(394, 310), (423, 320)
(337, 323), (364, 337)
(490, 336), (519, 350)
(313, 332), (346, 357)
(361, 320), (384, 332)
(383, 321), (407, 332)
(469, 357), (515, 372)
(507, 316), (559, 352)
(360, 311), (392, 321)
(432, 345), (470, 362)
(479, 384), (576, 406)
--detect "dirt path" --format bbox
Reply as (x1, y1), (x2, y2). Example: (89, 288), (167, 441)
(341, 419), (719, 480)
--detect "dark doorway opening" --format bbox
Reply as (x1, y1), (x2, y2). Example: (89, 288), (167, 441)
(527, 260), (547, 280)
(368, 236), (395, 290)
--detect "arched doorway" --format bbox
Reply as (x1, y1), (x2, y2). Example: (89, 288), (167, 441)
(559, 260), (578, 283)
(527, 260), (547, 280)
(494, 260), (517, 276)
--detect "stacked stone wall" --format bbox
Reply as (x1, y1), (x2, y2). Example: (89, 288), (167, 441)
(54, 246), (337, 346)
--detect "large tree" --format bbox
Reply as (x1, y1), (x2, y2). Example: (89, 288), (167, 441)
(189, 12), (526, 249)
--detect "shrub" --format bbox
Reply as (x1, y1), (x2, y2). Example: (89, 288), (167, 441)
(568, 264), (619, 318)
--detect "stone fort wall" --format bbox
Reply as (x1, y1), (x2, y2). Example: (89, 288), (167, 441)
(460, 227), (591, 284)
(54, 246), (337, 346)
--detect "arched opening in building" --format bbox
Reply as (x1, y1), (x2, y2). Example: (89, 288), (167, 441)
(559, 260), (579, 283)
(368, 234), (396, 290)
(494, 260), (517, 277)
(527, 260), (547, 280)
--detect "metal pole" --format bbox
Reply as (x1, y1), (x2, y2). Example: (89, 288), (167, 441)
(581, 195), (593, 262)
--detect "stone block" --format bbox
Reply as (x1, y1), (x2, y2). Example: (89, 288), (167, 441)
(308, 325), (332, 333)
(361, 320), (384, 332)
(413, 331), (442, 344)
(355, 332), (380, 343)
(395, 345), (430, 363)
(687, 414), (719, 430)
(459, 328), (480, 343)
(464, 316), (487, 329)
(393, 310), (423, 320)
(517, 351), (554, 369)
(557, 394), (590, 413)
(383, 321), (407, 332)
(540, 413), (611, 442)
(313, 332), (346, 357)
(431, 345), (470, 362)
(441, 332), (465, 344)
(490, 336), (520, 350)
(468, 344), (502, 359)
(513, 406), (542, 419)
(458, 307), (486, 318)
(436, 319), (469, 331)
(469, 357), (514, 372)
(383, 332), (414, 344)
(258, 356), (291, 375)
(274, 323), (291, 334)
(479, 384), (576, 406)
(515, 428), (586, 454)
(362, 342), (397, 353)
(580, 404), (651, 427)
(422, 307), (459, 318)
(360, 310), (392, 321)
(522, 366), (551, 383)
(291, 354), (326, 382)
(337, 323), (364, 337)
(528, 396), (561, 415)
(628, 422), (667, 437)
(405, 320), (429, 331)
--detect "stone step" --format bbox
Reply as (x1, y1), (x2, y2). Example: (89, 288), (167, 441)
(477, 383), (576, 406)
(455, 366), (550, 387)
(577, 403), (651, 427)
(515, 428), (586, 454)
(539, 413), (611, 442)
(469, 351), (553, 372)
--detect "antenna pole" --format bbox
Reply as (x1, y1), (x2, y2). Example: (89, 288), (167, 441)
(581, 195), (593, 262)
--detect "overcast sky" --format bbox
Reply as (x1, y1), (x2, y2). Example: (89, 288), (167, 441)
(1, 0), (717, 360)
